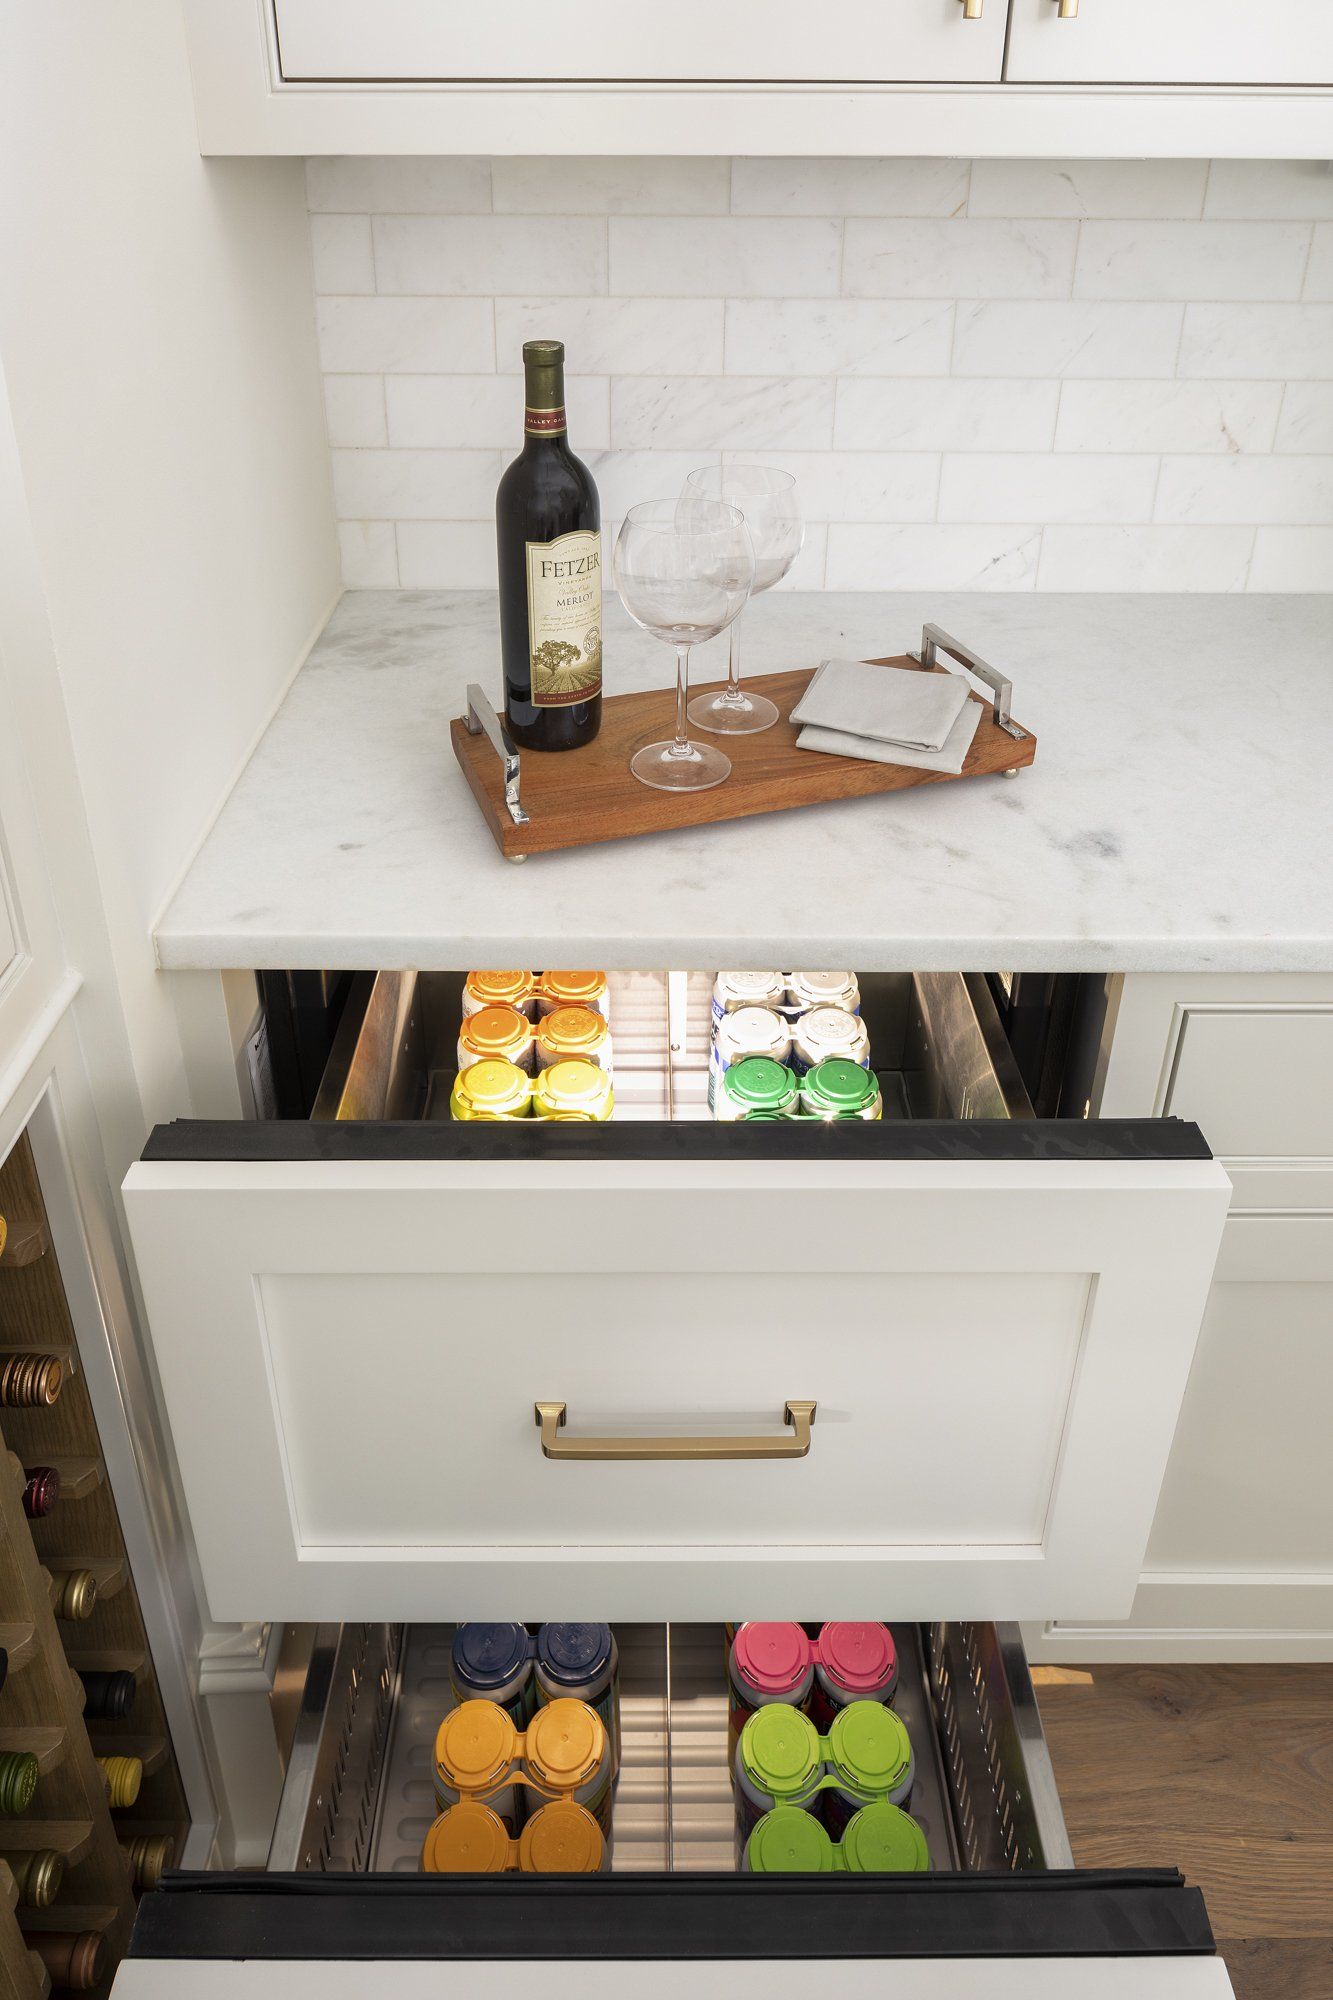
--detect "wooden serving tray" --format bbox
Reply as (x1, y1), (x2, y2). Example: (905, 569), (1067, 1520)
(452, 644), (1035, 860)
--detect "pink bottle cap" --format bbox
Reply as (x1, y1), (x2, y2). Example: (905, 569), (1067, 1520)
(815, 1622), (897, 1695)
(733, 1623), (813, 1696)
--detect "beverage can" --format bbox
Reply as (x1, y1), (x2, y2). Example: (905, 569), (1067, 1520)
(450, 1623), (535, 1727)
(708, 1007), (792, 1111)
(535, 1624), (621, 1776)
(457, 1004), (536, 1075)
(807, 1623), (898, 1733)
(711, 972), (786, 1029)
(742, 1806), (836, 1874)
(535, 1007), (614, 1075)
(463, 971), (537, 1020)
(421, 1800), (514, 1874)
(840, 1801), (931, 1873)
(790, 1007), (871, 1077)
(728, 1624), (815, 1761)
(822, 1701), (915, 1837)
(798, 1059), (882, 1122)
(537, 971), (610, 1023)
(733, 1705), (822, 1843)
(525, 1697), (615, 1837)
(434, 1700), (525, 1832)
(449, 1058), (533, 1121)
(787, 972), (861, 1017)
(715, 1057), (799, 1123)
(519, 1799), (608, 1874)
(532, 1058), (614, 1121)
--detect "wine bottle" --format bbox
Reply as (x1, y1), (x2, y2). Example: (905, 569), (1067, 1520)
(496, 340), (602, 752)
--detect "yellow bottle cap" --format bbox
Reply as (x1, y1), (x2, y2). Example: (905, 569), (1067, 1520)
(525, 1697), (605, 1789)
(421, 1801), (514, 1873)
(452, 1059), (532, 1120)
(467, 972), (535, 1009)
(540, 972), (605, 1009)
(435, 1700), (519, 1791)
(538, 1007), (606, 1059)
(533, 1060), (613, 1121)
(461, 1005), (533, 1063)
(518, 1800), (604, 1873)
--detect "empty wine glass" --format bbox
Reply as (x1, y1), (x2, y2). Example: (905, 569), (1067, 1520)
(684, 465), (804, 735)
(613, 498), (754, 793)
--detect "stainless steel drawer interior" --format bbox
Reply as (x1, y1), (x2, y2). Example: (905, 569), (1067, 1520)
(267, 1622), (1072, 1877)
(310, 971), (1034, 1124)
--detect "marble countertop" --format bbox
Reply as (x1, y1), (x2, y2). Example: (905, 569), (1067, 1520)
(155, 590), (1333, 974)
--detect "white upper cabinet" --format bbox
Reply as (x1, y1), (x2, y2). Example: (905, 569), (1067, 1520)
(1006, 0), (1333, 87)
(274, 0), (1008, 83)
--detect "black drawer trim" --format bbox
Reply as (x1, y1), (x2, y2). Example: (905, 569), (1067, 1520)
(131, 1869), (1215, 1960)
(142, 1116), (1212, 1165)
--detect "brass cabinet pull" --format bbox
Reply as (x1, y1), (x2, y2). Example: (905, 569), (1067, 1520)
(534, 1400), (817, 1462)
(1057, 0), (1079, 14)
(960, 0), (984, 16)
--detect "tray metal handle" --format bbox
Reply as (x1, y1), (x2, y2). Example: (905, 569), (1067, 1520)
(915, 624), (1028, 742)
(463, 684), (530, 828)
(534, 1399), (816, 1462)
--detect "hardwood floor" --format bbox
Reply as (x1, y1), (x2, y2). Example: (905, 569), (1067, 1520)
(1036, 1663), (1333, 2000)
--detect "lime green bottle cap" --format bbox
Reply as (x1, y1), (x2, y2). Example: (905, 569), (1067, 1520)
(746, 1807), (835, 1873)
(738, 1704), (821, 1799)
(800, 1058), (879, 1118)
(826, 1700), (913, 1794)
(725, 1057), (797, 1115)
(840, 1801), (930, 1873)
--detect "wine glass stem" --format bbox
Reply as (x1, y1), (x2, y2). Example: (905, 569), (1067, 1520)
(725, 615), (745, 706)
(673, 642), (692, 755)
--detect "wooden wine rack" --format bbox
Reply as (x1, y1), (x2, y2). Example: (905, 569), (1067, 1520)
(0, 1136), (189, 1996)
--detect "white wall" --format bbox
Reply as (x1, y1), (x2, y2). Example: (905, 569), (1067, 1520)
(308, 155), (1333, 594)
(0, 0), (340, 1133)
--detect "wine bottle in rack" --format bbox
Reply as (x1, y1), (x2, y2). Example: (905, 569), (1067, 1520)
(96, 1754), (142, 1809)
(46, 1568), (98, 1621)
(496, 340), (602, 753)
(0, 1749), (38, 1816)
(121, 1832), (173, 1892)
(27, 1930), (106, 1992)
(78, 1668), (136, 1720)
(22, 1465), (60, 1517)
(0, 1354), (62, 1406)
(3, 1847), (64, 1908)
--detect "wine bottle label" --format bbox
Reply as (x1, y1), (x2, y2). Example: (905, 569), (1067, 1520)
(525, 530), (602, 708)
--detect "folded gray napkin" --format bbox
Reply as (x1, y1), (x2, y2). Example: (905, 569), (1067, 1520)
(790, 657), (971, 753)
(797, 695), (983, 775)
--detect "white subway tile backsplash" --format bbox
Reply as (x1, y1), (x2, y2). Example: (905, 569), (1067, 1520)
(844, 219), (1077, 300)
(310, 214), (376, 296)
(386, 375), (611, 450)
(316, 296), (495, 374)
(968, 160), (1208, 220)
(610, 218), (842, 298)
(827, 524), (1041, 591)
(1248, 527), (1333, 590)
(1054, 380), (1282, 455)
(940, 454), (1158, 524)
(1074, 221), (1311, 302)
(495, 298), (723, 376)
(953, 301), (1183, 378)
(836, 378), (1058, 452)
(309, 157), (1333, 590)
(1038, 525), (1254, 592)
(731, 158), (969, 218)
(1178, 303), (1333, 380)
(1204, 161), (1333, 220)
(611, 377), (835, 450)
(492, 157), (729, 214)
(331, 448), (501, 521)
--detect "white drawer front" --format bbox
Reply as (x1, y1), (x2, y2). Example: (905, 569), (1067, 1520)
(1006, 0), (1330, 85)
(1164, 1005), (1333, 1164)
(123, 1151), (1227, 1624)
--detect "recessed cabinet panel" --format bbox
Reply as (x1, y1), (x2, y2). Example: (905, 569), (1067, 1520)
(0, 862), (16, 983)
(1006, 0), (1333, 86)
(1164, 1006), (1333, 1164)
(273, 0), (1009, 84)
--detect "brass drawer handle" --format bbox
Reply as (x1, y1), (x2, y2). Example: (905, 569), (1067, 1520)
(534, 1399), (816, 1462)
(960, 0), (983, 16)
(1057, 0), (1078, 14)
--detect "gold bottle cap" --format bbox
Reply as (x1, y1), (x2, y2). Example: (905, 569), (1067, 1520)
(435, 1700), (520, 1791)
(526, 1698), (605, 1789)
(460, 1005), (533, 1065)
(537, 1007), (607, 1061)
(519, 1800), (604, 1873)
(421, 1801), (514, 1874)
(451, 1059), (533, 1120)
(466, 971), (535, 1011)
(97, 1754), (143, 1809)
(539, 971), (606, 1010)
(533, 1060), (613, 1121)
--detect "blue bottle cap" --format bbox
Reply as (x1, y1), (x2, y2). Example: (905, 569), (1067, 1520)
(537, 1623), (614, 1684)
(451, 1622), (532, 1690)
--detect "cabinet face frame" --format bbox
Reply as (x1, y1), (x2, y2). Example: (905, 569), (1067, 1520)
(122, 1146), (1228, 1625)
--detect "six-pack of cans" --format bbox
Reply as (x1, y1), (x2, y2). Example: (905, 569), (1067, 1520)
(450, 971), (614, 1120)
(710, 972), (882, 1121)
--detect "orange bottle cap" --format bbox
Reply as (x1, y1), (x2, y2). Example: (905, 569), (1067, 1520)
(462, 1005), (532, 1060)
(519, 1800), (604, 1873)
(468, 972), (534, 1006)
(435, 1700), (519, 1790)
(538, 1007), (606, 1056)
(525, 1697), (605, 1789)
(533, 1059), (613, 1119)
(421, 1801), (514, 1873)
(541, 972), (605, 1006)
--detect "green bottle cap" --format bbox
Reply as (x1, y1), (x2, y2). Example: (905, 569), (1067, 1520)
(826, 1700), (913, 1797)
(746, 1806), (835, 1873)
(800, 1058), (880, 1119)
(840, 1801), (930, 1873)
(738, 1704), (821, 1800)
(724, 1057), (798, 1117)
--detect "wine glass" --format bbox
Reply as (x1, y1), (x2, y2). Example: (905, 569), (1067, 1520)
(684, 465), (803, 735)
(613, 498), (754, 793)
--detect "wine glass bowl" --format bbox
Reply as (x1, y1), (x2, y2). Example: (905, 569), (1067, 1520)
(683, 465), (803, 736)
(613, 498), (754, 793)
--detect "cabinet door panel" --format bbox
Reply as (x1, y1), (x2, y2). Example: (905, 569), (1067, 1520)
(273, 0), (1008, 85)
(122, 1150), (1227, 1623)
(1006, 0), (1333, 86)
